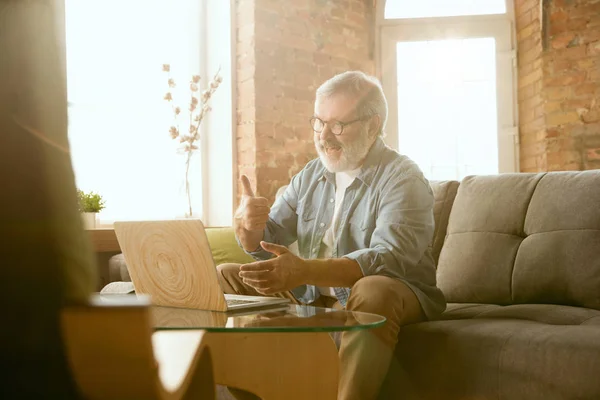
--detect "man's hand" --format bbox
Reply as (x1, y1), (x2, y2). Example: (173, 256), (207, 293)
(234, 175), (270, 251)
(239, 241), (307, 295)
(236, 175), (270, 231)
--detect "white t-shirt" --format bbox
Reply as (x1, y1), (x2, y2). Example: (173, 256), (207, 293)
(317, 168), (361, 298)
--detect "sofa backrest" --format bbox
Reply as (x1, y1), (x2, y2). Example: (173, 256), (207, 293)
(436, 171), (600, 310)
(429, 180), (460, 265)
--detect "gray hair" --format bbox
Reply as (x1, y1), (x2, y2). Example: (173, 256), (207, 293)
(316, 71), (388, 137)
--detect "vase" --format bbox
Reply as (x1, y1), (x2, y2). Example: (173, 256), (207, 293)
(81, 212), (96, 229)
(180, 150), (202, 219)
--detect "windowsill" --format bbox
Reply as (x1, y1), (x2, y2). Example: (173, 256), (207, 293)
(86, 221), (234, 253)
(85, 227), (120, 253)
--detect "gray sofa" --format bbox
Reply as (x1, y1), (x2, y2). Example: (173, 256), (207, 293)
(109, 171), (600, 399)
(382, 171), (600, 400)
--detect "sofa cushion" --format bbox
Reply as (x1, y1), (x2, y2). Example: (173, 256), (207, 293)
(109, 253), (130, 282)
(438, 232), (524, 304)
(439, 303), (503, 319)
(513, 171), (600, 310)
(437, 171), (600, 309)
(436, 173), (542, 304)
(393, 317), (600, 400)
(206, 227), (255, 266)
(583, 317), (600, 326)
(441, 303), (600, 325)
(429, 180), (459, 266)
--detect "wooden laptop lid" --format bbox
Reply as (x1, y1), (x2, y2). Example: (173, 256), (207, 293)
(114, 219), (228, 311)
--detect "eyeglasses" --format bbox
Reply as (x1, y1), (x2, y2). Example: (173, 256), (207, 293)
(309, 115), (370, 136)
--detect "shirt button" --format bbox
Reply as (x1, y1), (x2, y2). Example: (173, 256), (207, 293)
(320, 222), (325, 228)
(329, 198), (334, 203)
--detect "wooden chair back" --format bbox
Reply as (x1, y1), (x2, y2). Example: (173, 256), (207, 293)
(61, 296), (214, 399)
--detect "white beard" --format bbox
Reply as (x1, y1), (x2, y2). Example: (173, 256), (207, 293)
(315, 132), (372, 173)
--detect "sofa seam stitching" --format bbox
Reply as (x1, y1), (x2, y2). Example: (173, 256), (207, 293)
(432, 188), (448, 252)
(436, 182), (458, 263)
(579, 315), (600, 325)
(497, 329), (520, 400)
(447, 228), (600, 235)
(510, 173), (546, 304)
(441, 182), (458, 241)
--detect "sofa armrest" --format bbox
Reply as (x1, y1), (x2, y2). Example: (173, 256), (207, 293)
(429, 180), (460, 266)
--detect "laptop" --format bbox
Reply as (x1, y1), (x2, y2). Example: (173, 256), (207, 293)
(112, 219), (290, 312)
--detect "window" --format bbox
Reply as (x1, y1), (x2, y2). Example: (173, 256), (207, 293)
(396, 38), (499, 179)
(378, 1), (518, 180)
(384, 0), (506, 19)
(65, 0), (233, 226)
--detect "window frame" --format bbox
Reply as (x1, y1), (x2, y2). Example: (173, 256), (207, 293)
(381, 0), (509, 20)
(375, 0), (520, 175)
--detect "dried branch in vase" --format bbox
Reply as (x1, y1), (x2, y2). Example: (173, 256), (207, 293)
(163, 63), (223, 217)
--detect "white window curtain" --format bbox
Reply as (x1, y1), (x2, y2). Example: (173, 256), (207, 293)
(65, 0), (233, 225)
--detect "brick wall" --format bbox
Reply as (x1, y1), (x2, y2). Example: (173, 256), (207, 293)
(236, 1), (598, 192)
(544, 0), (600, 170)
(235, 0), (375, 202)
(515, 0), (600, 172)
(515, 0), (546, 172)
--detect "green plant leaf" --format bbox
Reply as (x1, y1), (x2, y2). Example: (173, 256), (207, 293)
(77, 189), (106, 213)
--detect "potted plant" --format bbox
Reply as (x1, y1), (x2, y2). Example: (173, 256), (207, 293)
(77, 190), (105, 229)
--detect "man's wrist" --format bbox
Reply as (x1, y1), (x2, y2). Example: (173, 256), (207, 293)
(296, 257), (312, 287)
(234, 224), (264, 253)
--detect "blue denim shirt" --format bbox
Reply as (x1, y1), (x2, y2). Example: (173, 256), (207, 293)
(246, 138), (446, 319)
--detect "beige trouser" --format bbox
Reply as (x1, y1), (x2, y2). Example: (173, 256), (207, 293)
(217, 263), (425, 400)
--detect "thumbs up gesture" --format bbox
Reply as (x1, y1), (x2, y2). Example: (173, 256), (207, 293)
(236, 175), (270, 232)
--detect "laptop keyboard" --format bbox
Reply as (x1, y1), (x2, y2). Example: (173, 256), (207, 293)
(227, 298), (260, 306)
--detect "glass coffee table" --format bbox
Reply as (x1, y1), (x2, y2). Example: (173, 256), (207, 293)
(151, 303), (386, 400)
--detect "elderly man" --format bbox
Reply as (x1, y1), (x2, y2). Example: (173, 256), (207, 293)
(218, 71), (446, 399)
